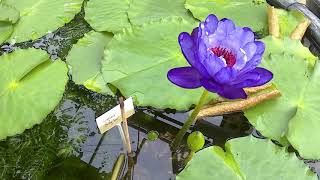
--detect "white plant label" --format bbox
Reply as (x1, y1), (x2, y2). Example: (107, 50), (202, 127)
(96, 97), (135, 133)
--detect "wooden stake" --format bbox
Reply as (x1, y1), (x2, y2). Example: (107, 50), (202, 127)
(119, 97), (132, 154)
(197, 90), (281, 119)
(268, 6), (280, 37)
(290, 19), (311, 40)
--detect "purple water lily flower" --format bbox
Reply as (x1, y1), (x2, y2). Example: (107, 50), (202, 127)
(168, 14), (273, 99)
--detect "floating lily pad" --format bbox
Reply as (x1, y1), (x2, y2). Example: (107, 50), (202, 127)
(184, 0), (268, 33)
(0, 22), (13, 44)
(102, 17), (215, 110)
(84, 0), (131, 33)
(177, 136), (317, 180)
(244, 36), (320, 158)
(2, 0), (82, 42)
(287, 62), (320, 159)
(128, 0), (196, 26)
(66, 31), (113, 94)
(0, 49), (68, 140)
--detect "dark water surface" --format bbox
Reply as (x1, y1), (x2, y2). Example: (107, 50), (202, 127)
(1, 8), (320, 180)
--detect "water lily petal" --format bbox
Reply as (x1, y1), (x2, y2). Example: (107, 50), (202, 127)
(203, 53), (226, 77)
(201, 79), (247, 99)
(179, 32), (197, 66)
(167, 67), (202, 89)
(204, 14), (219, 35)
(242, 42), (257, 60)
(191, 27), (199, 42)
(233, 67), (273, 88)
(214, 67), (236, 84)
(240, 27), (255, 47)
(254, 41), (265, 55)
(219, 18), (236, 35)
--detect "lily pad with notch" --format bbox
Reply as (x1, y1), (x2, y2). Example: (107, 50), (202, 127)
(0, 48), (68, 140)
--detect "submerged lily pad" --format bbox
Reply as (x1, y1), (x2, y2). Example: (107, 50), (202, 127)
(244, 36), (320, 159)
(177, 136), (316, 180)
(184, 0), (268, 33)
(102, 17), (215, 110)
(2, 0), (82, 42)
(66, 31), (113, 94)
(0, 49), (68, 140)
(128, 0), (196, 26)
(84, 0), (131, 33)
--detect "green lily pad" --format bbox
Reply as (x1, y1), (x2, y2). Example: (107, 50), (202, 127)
(0, 3), (19, 23)
(102, 17), (215, 110)
(66, 31), (113, 94)
(0, 3), (19, 44)
(177, 136), (317, 180)
(184, 0), (268, 33)
(0, 48), (68, 140)
(244, 36), (320, 158)
(84, 0), (131, 33)
(0, 22), (13, 44)
(2, 0), (82, 42)
(287, 62), (320, 159)
(276, 9), (306, 37)
(128, 0), (196, 26)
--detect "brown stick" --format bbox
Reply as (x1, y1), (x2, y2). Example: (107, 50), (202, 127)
(268, 6), (280, 37)
(290, 19), (311, 40)
(119, 97), (132, 154)
(197, 90), (281, 119)
(207, 84), (273, 106)
(244, 84), (273, 94)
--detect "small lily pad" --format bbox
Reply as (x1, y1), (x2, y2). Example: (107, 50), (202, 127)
(177, 136), (317, 180)
(102, 17), (215, 110)
(66, 31), (113, 94)
(84, 0), (131, 33)
(2, 0), (82, 42)
(184, 0), (268, 33)
(0, 48), (68, 140)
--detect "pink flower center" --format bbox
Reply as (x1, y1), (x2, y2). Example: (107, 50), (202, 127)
(211, 47), (236, 67)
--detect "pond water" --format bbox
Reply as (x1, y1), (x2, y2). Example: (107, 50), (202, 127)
(1, 6), (320, 180)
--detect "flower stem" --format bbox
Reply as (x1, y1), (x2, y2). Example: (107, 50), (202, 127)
(172, 90), (209, 150)
(184, 151), (195, 165)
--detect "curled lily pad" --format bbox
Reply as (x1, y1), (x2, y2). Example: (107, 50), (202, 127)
(0, 49), (68, 140)
(184, 0), (268, 33)
(177, 136), (317, 180)
(84, 0), (131, 33)
(102, 17), (215, 110)
(128, 0), (195, 26)
(2, 0), (82, 42)
(244, 36), (320, 159)
(66, 31), (113, 94)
